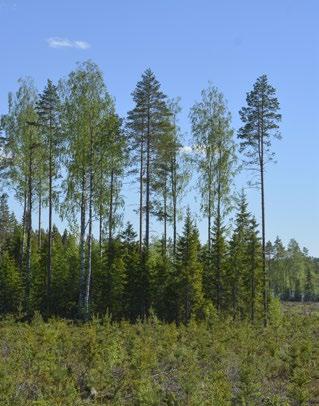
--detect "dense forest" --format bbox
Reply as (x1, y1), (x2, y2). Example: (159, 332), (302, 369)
(0, 60), (318, 325)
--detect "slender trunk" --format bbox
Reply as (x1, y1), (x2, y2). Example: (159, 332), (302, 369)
(78, 174), (86, 316)
(47, 138), (52, 313)
(99, 206), (103, 259)
(38, 182), (42, 249)
(208, 196), (211, 252)
(85, 130), (94, 320)
(261, 162), (267, 326)
(108, 168), (115, 267)
(251, 251), (256, 322)
(19, 187), (27, 274)
(145, 105), (150, 251)
(108, 169), (114, 245)
(216, 201), (221, 311)
(98, 156), (104, 259)
(172, 160), (177, 255)
(25, 147), (33, 316)
(163, 180), (167, 255)
(260, 96), (267, 326)
(139, 139), (144, 252)
(170, 152), (177, 255)
(215, 147), (222, 311)
(143, 105), (151, 318)
(207, 153), (212, 253)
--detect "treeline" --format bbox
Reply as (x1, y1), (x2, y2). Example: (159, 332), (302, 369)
(0, 60), (316, 323)
(267, 238), (319, 301)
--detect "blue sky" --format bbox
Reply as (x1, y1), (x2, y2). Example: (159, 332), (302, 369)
(0, 0), (318, 255)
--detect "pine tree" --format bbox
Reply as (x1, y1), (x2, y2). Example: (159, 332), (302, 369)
(36, 79), (62, 313)
(127, 69), (172, 252)
(238, 74), (281, 326)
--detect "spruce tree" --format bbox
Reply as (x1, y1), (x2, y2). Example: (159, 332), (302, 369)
(227, 191), (251, 318)
(228, 192), (262, 321)
(120, 223), (144, 320)
(245, 217), (262, 322)
(304, 266), (315, 302)
(175, 210), (204, 324)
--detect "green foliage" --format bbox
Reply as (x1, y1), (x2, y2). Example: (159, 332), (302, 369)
(0, 251), (22, 313)
(0, 305), (318, 404)
(268, 297), (283, 328)
(175, 210), (204, 323)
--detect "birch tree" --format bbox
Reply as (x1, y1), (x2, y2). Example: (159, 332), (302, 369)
(190, 85), (236, 310)
(4, 78), (40, 315)
(60, 61), (113, 319)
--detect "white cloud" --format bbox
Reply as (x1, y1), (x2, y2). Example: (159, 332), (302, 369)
(180, 145), (193, 154)
(47, 37), (90, 50)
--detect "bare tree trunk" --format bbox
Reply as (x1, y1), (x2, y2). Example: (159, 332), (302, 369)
(215, 200), (221, 311)
(25, 149), (33, 316)
(259, 96), (268, 327)
(108, 169), (114, 245)
(47, 138), (53, 313)
(20, 186), (27, 274)
(145, 107), (150, 251)
(99, 206), (103, 259)
(98, 157), (104, 259)
(261, 161), (267, 326)
(163, 181), (167, 255)
(208, 189), (212, 252)
(207, 153), (213, 253)
(139, 140), (144, 252)
(78, 174), (86, 316)
(84, 131), (94, 320)
(38, 182), (42, 249)
(215, 146), (222, 311)
(251, 253), (256, 323)
(171, 157), (177, 255)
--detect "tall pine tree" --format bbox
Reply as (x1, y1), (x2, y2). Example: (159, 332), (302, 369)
(238, 75), (281, 326)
